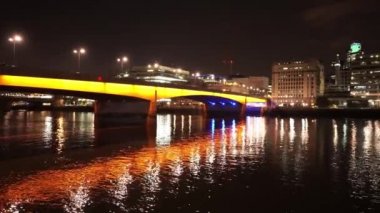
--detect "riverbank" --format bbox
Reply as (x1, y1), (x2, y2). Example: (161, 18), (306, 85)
(263, 107), (380, 118)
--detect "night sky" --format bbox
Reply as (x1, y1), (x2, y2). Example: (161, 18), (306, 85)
(1, 0), (380, 77)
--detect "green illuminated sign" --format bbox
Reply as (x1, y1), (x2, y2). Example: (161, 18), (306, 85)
(350, 42), (361, 53)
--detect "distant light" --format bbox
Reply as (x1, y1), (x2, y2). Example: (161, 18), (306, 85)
(8, 34), (23, 43)
(122, 57), (128, 62)
(154, 63), (159, 68)
(157, 98), (171, 102)
(247, 102), (266, 107)
(219, 102), (225, 106)
(147, 64), (152, 68)
(350, 42), (361, 53)
(73, 48), (85, 54)
(14, 35), (22, 42)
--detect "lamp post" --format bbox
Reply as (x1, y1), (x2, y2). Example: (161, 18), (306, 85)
(73, 48), (86, 74)
(116, 56), (128, 72)
(8, 34), (23, 66)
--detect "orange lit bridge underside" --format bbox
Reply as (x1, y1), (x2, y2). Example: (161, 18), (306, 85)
(0, 75), (266, 104)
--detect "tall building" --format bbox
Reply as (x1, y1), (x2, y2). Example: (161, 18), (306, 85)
(272, 59), (324, 107)
(328, 43), (380, 107)
(345, 43), (380, 97)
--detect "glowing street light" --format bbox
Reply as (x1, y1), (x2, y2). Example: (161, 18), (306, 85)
(116, 56), (128, 72)
(73, 47), (86, 74)
(8, 34), (23, 65)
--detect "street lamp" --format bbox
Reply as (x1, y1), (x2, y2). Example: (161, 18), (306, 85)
(116, 56), (128, 72)
(8, 34), (23, 66)
(73, 48), (86, 74)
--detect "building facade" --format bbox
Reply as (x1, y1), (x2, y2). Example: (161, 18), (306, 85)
(328, 43), (380, 107)
(230, 76), (269, 97)
(345, 43), (380, 98)
(117, 63), (190, 84)
(272, 59), (324, 107)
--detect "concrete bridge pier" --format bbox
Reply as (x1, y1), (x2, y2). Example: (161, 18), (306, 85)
(94, 99), (157, 124)
(0, 99), (11, 113)
(52, 96), (65, 107)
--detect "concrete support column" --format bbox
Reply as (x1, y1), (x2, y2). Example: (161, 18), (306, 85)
(94, 100), (153, 118)
(240, 97), (247, 117)
(52, 95), (65, 107)
(0, 99), (11, 113)
(147, 90), (157, 117)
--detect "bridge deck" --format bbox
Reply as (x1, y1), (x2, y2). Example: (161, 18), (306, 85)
(0, 75), (266, 104)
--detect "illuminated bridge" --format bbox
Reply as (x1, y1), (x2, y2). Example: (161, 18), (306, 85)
(0, 74), (266, 116)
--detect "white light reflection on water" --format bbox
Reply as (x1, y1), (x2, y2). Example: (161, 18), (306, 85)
(168, 156), (183, 196)
(343, 121), (348, 148)
(350, 121), (357, 157)
(210, 118), (215, 139)
(56, 117), (65, 154)
(64, 185), (91, 213)
(189, 146), (201, 178)
(1, 201), (27, 213)
(156, 114), (172, 146)
(42, 116), (52, 146)
(363, 121), (373, 151)
(230, 119), (238, 157)
(375, 121), (380, 153)
(188, 115), (192, 136)
(246, 117), (266, 157)
(289, 118), (295, 144)
(246, 117), (255, 148)
(139, 161), (161, 212)
(111, 166), (133, 211)
(181, 115), (185, 137)
(172, 114), (176, 134)
(171, 157), (183, 180)
(301, 118), (309, 146)
(333, 119), (338, 149)
(3, 113), (380, 211)
(348, 120), (380, 206)
(219, 119), (227, 169)
(280, 118), (285, 142)
(205, 144), (216, 183)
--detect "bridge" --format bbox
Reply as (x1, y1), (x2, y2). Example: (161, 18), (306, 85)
(0, 74), (266, 117)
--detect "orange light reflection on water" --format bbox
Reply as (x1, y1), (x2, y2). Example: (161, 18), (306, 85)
(0, 118), (266, 210)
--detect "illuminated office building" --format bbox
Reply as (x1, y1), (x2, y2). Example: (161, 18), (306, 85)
(329, 43), (380, 107)
(272, 59), (324, 107)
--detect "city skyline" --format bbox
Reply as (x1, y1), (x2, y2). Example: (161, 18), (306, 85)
(1, 0), (380, 76)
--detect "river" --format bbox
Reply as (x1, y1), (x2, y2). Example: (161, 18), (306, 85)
(0, 111), (379, 212)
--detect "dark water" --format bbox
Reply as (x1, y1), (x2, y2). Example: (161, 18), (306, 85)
(0, 111), (379, 212)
